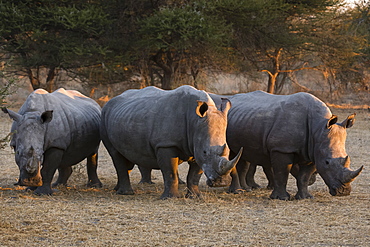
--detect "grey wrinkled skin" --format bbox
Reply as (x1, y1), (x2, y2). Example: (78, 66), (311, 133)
(100, 85), (241, 199)
(2, 88), (102, 195)
(212, 91), (363, 200)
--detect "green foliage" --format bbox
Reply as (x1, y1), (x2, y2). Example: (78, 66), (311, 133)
(348, 2), (370, 65)
(0, 0), (110, 69)
(0, 0), (366, 92)
(134, 2), (233, 88)
(207, 0), (363, 93)
(138, 3), (230, 51)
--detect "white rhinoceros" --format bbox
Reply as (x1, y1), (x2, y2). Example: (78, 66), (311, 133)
(2, 88), (102, 195)
(216, 91), (363, 200)
(100, 85), (242, 199)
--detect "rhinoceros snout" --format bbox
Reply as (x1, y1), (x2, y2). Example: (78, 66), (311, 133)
(206, 175), (232, 187)
(20, 176), (43, 187)
(329, 184), (351, 196)
(20, 169), (43, 187)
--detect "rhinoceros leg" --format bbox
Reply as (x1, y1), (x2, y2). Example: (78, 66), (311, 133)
(291, 163), (317, 186)
(34, 148), (64, 195)
(246, 162), (262, 189)
(228, 153), (250, 193)
(308, 171), (317, 186)
(86, 153), (103, 188)
(185, 160), (203, 198)
(103, 137), (135, 195)
(270, 152), (293, 200)
(112, 154), (134, 195)
(236, 160), (251, 192)
(294, 162), (316, 200)
(228, 167), (245, 194)
(138, 166), (155, 184)
(138, 166), (186, 185)
(290, 163), (299, 179)
(157, 148), (181, 199)
(52, 167), (73, 187)
(261, 164), (274, 190)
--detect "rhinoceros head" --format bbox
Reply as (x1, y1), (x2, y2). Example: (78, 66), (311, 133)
(2, 108), (53, 187)
(191, 97), (242, 187)
(314, 113), (363, 196)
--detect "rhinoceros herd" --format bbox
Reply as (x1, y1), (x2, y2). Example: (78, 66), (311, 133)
(2, 86), (363, 200)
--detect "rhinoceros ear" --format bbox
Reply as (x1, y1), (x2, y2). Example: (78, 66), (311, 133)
(220, 98), (231, 113)
(41, 110), (53, 123)
(2, 108), (22, 122)
(196, 101), (208, 117)
(340, 113), (356, 129)
(327, 115), (338, 128)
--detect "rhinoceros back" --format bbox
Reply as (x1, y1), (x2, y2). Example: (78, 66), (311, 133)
(101, 85), (214, 168)
(17, 88), (101, 165)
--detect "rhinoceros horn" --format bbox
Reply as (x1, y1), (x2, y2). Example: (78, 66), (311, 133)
(2, 108), (22, 122)
(341, 156), (363, 183)
(342, 166), (363, 183)
(343, 156), (350, 168)
(219, 147), (243, 174)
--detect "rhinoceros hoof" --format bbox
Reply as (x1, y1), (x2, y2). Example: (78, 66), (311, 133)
(33, 187), (55, 196)
(242, 186), (252, 192)
(116, 189), (135, 195)
(270, 191), (291, 200)
(87, 181), (103, 188)
(294, 193), (313, 200)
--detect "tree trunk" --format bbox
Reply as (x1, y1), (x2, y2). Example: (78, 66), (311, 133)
(27, 67), (40, 90)
(191, 65), (199, 89)
(161, 70), (172, 90)
(152, 49), (175, 90)
(266, 48), (282, 94)
(267, 74), (277, 94)
(46, 67), (56, 92)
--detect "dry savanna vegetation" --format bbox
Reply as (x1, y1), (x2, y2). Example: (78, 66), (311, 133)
(0, 108), (369, 246)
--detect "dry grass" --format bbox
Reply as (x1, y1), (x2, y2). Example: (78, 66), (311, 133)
(0, 108), (369, 247)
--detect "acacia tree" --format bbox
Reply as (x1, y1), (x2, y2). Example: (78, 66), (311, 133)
(338, 1), (370, 91)
(0, 0), (110, 91)
(136, 2), (231, 89)
(210, 0), (362, 94)
(0, 0), (366, 94)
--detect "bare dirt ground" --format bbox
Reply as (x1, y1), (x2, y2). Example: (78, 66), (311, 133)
(0, 108), (369, 247)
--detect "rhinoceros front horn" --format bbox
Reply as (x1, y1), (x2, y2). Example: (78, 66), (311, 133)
(219, 147), (243, 174)
(343, 166), (363, 183)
